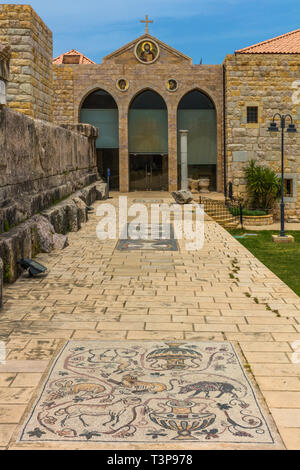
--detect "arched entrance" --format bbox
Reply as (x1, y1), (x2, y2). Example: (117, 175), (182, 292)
(80, 89), (119, 189)
(129, 90), (168, 191)
(177, 90), (217, 190)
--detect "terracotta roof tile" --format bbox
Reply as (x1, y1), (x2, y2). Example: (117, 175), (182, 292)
(235, 28), (300, 54)
(53, 49), (96, 64)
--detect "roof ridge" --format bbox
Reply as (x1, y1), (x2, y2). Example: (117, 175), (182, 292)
(103, 33), (192, 62)
(235, 27), (300, 53)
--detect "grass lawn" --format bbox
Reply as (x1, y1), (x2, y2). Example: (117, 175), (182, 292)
(228, 230), (300, 297)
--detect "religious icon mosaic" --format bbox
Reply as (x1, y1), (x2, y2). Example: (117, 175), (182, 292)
(167, 79), (178, 92)
(116, 78), (129, 92)
(135, 39), (160, 64)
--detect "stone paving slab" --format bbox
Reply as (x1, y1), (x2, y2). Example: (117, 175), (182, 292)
(0, 194), (299, 449)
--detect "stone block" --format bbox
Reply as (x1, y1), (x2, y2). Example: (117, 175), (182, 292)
(232, 151), (248, 162)
(0, 219), (33, 282)
(232, 128), (246, 138)
(52, 233), (68, 251)
(171, 190), (193, 205)
(95, 183), (107, 200)
(72, 197), (88, 224)
(65, 203), (80, 232)
(272, 234), (295, 244)
(79, 185), (98, 206)
(31, 214), (68, 253)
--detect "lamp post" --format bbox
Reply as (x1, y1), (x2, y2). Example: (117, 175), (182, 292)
(268, 113), (297, 238)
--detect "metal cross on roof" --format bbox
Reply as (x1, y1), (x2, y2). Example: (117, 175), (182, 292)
(140, 15), (153, 34)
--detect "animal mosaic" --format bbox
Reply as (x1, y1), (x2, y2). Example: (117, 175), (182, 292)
(179, 381), (241, 399)
(19, 341), (275, 445)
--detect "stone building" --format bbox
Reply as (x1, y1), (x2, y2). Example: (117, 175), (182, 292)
(52, 36), (223, 193)
(0, 4), (53, 121)
(1, 4), (300, 217)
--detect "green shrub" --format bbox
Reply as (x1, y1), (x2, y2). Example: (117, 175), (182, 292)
(3, 262), (11, 283)
(243, 209), (268, 216)
(244, 160), (281, 210)
(229, 208), (268, 217)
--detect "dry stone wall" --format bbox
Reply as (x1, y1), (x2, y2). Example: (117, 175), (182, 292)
(0, 106), (98, 233)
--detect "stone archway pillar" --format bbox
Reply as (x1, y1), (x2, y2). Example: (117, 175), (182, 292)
(168, 108), (178, 191)
(119, 107), (129, 192)
(179, 130), (189, 191)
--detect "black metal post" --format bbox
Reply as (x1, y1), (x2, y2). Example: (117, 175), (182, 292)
(239, 202), (243, 231)
(280, 118), (285, 237)
(228, 181), (233, 200)
(106, 168), (110, 199)
(268, 113), (296, 238)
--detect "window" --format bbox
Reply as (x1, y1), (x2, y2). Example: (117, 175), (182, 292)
(284, 178), (294, 197)
(62, 55), (80, 64)
(247, 106), (258, 123)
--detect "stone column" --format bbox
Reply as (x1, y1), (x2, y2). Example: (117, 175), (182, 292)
(179, 130), (189, 191)
(0, 80), (6, 106)
(168, 108), (178, 191)
(119, 107), (129, 192)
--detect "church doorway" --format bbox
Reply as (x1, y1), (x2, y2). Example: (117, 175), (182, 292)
(130, 154), (168, 191)
(177, 90), (217, 191)
(129, 90), (168, 191)
(80, 89), (119, 189)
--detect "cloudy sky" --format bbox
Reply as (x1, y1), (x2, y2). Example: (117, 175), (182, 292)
(4, 0), (300, 63)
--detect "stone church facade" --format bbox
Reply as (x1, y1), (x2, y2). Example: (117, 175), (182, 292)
(1, 4), (300, 217)
(52, 37), (223, 193)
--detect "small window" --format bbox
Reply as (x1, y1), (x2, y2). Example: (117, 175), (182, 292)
(62, 55), (80, 64)
(284, 179), (294, 197)
(247, 106), (258, 123)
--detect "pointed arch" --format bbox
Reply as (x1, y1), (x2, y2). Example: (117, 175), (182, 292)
(177, 89), (217, 190)
(79, 88), (119, 189)
(128, 89), (168, 191)
(128, 89), (168, 155)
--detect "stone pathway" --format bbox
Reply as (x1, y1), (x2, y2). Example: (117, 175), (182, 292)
(0, 193), (300, 449)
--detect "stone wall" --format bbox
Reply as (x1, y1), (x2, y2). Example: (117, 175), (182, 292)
(52, 37), (224, 192)
(53, 64), (74, 124)
(225, 53), (300, 218)
(0, 180), (107, 310)
(0, 183), (99, 283)
(0, 4), (53, 121)
(0, 106), (98, 233)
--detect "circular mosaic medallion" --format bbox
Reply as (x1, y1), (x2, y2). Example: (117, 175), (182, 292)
(116, 78), (129, 92)
(167, 78), (178, 92)
(135, 39), (160, 64)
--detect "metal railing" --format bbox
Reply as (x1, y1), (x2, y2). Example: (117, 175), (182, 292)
(199, 195), (244, 229)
